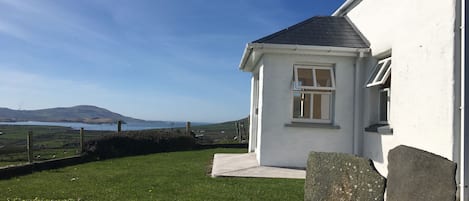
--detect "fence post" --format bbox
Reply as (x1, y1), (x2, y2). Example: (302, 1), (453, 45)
(238, 122), (242, 143)
(186, 121), (191, 135)
(80, 128), (84, 154)
(234, 122), (240, 141)
(27, 131), (33, 163)
(240, 121), (246, 142)
(117, 120), (122, 133)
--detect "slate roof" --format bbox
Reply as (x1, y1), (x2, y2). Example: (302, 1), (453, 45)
(252, 16), (369, 48)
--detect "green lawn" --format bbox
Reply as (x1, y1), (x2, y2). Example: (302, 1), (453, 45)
(0, 148), (304, 201)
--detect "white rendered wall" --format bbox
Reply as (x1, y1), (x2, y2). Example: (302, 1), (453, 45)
(256, 53), (357, 168)
(347, 0), (458, 176)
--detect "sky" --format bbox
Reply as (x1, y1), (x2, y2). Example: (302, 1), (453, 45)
(0, 0), (345, 123)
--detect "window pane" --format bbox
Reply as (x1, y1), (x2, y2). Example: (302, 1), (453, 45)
(297, 68), (314, 87)
(379, 90), (388, 122)
(315, 69), (333, 87)
(293, 92), (311, 119)
(376, 60), (391, 82)
(293, 92), (302, 118)
(367, 62), (383, 84)
(313, 94), (331, 120)
(366, 58), (392, 87)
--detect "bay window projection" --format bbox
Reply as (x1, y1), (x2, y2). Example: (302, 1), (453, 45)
(292, 65), (335, 123)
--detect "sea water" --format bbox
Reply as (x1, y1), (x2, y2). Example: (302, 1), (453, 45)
(0, 121), (199, 131)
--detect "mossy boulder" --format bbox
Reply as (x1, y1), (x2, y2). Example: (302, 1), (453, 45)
(386, 145), (456, 201)
(305, 152), (385, 201)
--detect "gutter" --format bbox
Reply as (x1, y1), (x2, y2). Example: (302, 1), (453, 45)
(249, 43), (369, 53)
(239, 44), (254, 71)
(239, 43), (370, 72)
(332, 0), (362, 16)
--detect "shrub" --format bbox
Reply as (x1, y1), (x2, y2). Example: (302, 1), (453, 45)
(84, 131), (196, 159)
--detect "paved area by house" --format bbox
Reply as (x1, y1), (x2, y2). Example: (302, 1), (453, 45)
(211, 153), (305, 179)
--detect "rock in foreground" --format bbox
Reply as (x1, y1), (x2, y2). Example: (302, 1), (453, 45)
(386, 145), (456, 201)
(305, 152), (385, 201)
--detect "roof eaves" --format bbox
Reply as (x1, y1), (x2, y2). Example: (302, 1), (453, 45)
(250, 43), (370, 55)
(344, 16), (371, 47)
(332, 0), (363, 16)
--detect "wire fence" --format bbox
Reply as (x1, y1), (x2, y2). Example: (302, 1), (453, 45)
(190, 119), (249, 144)
(0, 119), (250, 167)
(0, 126), (114, 167)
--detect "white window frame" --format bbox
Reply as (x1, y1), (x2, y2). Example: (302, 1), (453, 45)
(293, 65), (336, 91)
(292, 91), (333, 123)
(291, 65), (335, 124)
(378, 88), (390, 124)
(366, 57), (391, 88)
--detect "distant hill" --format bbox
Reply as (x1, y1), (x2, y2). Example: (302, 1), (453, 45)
(0, 105), (146, 124)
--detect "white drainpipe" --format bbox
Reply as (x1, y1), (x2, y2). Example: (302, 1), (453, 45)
(353, 50), (367, 155)
(460, 0), (466, 199)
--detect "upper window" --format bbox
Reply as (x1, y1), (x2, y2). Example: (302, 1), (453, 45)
(366, 57), (391, 88)
(292, 65), (336, 123)
(293, 66), (335, 90)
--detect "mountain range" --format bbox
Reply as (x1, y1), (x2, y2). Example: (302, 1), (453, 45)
(0, 105), (146, 124)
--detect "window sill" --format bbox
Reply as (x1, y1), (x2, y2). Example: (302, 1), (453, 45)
(365, 124), (393, 135)
(285, 122), (340, 129)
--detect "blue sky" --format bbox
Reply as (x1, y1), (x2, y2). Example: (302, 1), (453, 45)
(0, 0), (345, 122)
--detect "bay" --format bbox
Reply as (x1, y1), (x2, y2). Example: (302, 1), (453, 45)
(0, 121), (196, 131)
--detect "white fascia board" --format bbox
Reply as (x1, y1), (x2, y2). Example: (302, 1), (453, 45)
(239, 43), (370, 72)
(332, 0), (362, 16)
(254, 43), (370, 56)
(239, 43), (254, 72)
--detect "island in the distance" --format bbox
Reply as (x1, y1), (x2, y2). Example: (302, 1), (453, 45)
(0, 105), (150, 124)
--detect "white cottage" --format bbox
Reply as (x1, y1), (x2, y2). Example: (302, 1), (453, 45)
(239, 0), (466, 199)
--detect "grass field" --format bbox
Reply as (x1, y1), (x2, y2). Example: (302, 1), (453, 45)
(0, 125), (114, 167)
(0, 119), (249, 167)
(0, 148), (304, 201)
(188, 118), (249, 144)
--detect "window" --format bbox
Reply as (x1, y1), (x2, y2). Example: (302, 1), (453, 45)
(366, 57), (391, 88)
(379, 88), (390, 123)
(293, 66), (335, 90)
(292, 65), (335, 123)
(366, 57), (392, 123)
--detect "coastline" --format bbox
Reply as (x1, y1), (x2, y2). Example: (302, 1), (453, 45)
(0, 121), (182, 131)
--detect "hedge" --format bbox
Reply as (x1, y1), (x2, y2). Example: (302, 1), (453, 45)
(84, 131), (196, 159)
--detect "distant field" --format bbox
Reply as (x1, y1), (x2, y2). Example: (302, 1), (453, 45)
(0, 118), (249, 167)
(0, 148), (304, 201)
(0, 125), (113, 166)
(172, 117), (249, 144)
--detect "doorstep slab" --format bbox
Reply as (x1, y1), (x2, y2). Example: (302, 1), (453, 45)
(211, 153), (305, 179)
